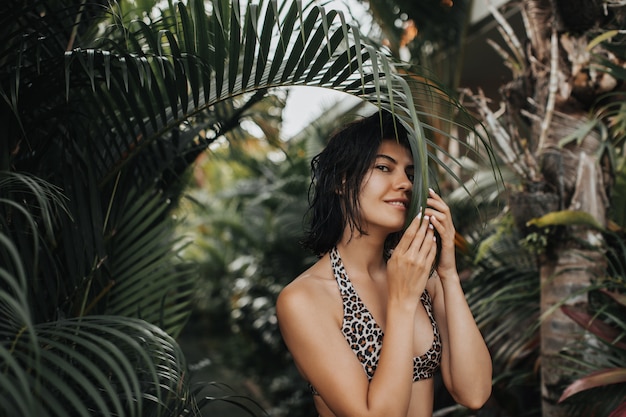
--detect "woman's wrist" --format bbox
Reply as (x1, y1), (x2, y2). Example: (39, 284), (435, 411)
(387, 297), (419, 315)
(437, 269), (461, 285)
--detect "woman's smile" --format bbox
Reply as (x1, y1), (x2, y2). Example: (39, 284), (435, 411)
(385, 199), (409, 209)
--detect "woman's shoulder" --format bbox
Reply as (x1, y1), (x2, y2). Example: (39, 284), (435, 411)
(279, 256), (335, 298)
(276, 255), (339, 320)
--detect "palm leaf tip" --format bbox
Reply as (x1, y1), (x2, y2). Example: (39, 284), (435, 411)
(559, 368), (626, 403)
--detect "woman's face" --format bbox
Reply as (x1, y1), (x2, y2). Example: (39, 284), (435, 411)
(356, 139), (414, 235)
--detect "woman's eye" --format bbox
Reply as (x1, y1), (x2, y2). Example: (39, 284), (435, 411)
(407, 173), (415, 182)
(376, 165), (390, 172)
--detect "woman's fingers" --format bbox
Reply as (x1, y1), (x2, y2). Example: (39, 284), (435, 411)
(395, 212), (430, 254)
(424, 190), (455, 242)
(424, 190), (459, 276)
(387, 214), (438, 301)
(425, 229), (438, 264)
(393, 215), (436, 268)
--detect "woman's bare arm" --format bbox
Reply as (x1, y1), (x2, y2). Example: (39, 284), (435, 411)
(431, 274), (492, 409)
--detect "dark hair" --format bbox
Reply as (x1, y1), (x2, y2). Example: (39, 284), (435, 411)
(302, 110), (412, 256)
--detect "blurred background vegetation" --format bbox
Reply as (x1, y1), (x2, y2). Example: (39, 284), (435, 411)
(2, 0), (626, 416)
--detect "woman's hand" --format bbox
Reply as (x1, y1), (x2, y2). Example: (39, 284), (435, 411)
(387, 210), (438, 303)
(424, 188), (458, 279)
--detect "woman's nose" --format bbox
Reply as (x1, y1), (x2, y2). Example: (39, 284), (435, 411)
(395, 172), (412, 190)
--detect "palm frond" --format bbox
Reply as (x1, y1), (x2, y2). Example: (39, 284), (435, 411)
(463, 219), (541, 413)
(104, 185), (196, 336)
(0, 188), (195, 417)
(63, 0), (487, 201)
(0, 314), (192, 417)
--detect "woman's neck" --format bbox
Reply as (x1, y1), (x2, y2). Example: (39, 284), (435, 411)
(336, 231), (388, 278)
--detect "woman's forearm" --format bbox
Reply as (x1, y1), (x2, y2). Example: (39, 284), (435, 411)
(440, 273), (492, 409)
(364, 301), (416, 417)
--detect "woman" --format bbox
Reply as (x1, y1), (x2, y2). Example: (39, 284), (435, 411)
(276, 110), (492, 417)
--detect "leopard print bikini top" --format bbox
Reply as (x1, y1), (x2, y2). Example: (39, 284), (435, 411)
(310, 247), (442, 395)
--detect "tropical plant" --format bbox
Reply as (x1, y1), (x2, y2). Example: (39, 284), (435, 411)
(1, 0), (489, 416)
(0, 171), (195, 417)
(179, 132), (316, 416)
(534, 214), (626, 416)
(559, 284), (626, 417)
(456, 2), (626, 415)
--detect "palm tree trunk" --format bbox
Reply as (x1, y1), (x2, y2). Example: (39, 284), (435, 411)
(507, 1), (613, 415)
(539, 247), (605, 416)
(535, 119), (609, 415)
(517, 110), (609, 416)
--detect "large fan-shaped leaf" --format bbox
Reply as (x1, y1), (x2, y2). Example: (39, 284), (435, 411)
(0, 181), (194, 417)
(63, 0), (487, 203)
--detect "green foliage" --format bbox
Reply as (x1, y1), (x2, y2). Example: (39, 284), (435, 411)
(428, 165), (543, 416)
(179, 134), (318, 416)
(462, 193), (626, 417)
(3, 0), (477, 415)
(464, 216), (542, 417)
(0, 173), (194, 417)
(556, 227), (626, 416)
(519, 228), (551, 255)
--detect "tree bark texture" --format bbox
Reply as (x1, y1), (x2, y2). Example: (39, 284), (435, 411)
(539, 247), (606, 417)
